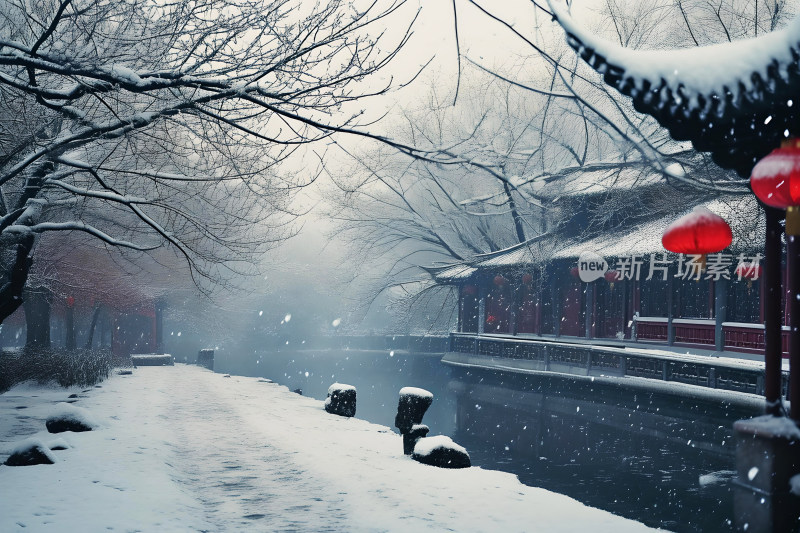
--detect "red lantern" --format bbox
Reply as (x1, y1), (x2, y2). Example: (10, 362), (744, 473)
(751, 138), (800, 234)
(66, 296), (75, 308)
(521, 273), (533, 285)
(486, 314), (497, 325)
(662, 206), (732, 254)
(493, 275), (506, 286)
(463, 285), (477, 296)
(569, 266), (580, 278)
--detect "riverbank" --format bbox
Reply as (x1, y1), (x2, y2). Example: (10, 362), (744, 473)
(0, 364), (657, 532)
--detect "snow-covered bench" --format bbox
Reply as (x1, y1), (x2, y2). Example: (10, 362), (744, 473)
(130, 354), (174, 366)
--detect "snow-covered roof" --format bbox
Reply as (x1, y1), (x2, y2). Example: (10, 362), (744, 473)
(427, 263), (477, 282)
(432, 195), (762, 280)
(555, 196), (761, 260)
(524, 165), (664, 200)
(548, 0), (800, 177)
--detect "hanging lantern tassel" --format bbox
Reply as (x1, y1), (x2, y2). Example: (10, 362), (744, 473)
(735, 263), (763, 293)
(604, 270), (619, 290)
(697, 254), (707, 282)
(788, 206), (800, 237)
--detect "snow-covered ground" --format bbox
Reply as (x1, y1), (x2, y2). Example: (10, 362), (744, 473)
(0, 365), (658, 532)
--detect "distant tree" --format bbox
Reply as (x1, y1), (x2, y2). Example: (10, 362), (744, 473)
(20, 231), (180, 349)
(0, 0), (417, 324)
(321, 0), (793, 329)
(457, 0), (796, 189)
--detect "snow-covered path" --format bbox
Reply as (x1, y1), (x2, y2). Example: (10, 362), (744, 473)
(0, 365), (658, 532)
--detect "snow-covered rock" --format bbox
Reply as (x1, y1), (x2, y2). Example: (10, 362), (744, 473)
(324, 383), (357, 418)
(412, 435), (471, 469)
(403, 424), (431, 454)
(46, 402), (99, 433)
(4, 438), (57, 466)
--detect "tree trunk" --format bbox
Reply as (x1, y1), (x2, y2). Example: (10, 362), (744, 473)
(0, 234), (35, 324)
(65, 305), (76, 350)
(155, 299), (164, 353)
(84, 306), (102, 350)
(502, 182), (526, 244)
(24, 287), (51, 348)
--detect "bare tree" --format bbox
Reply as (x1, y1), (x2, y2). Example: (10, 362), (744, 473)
(0, 0), (417, 323)
(319, 0), (793, 330)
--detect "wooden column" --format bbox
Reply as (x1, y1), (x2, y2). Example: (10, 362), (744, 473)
(714, 279), (728, 352)
(763, 206), (784, 414)
(552, 275), (561, 337)
(667, 266), (676, 346)
(584, 282), (594, 339)
(477, 282), (486, 335)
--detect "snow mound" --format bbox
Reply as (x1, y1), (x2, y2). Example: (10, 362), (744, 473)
(4, 437), (58, 466)
(399, 387), (433, 399)
(414, 435), (467, 456)
(328, 383), (356, 394)
(48, 437), (72, 451)
(46, 402), (100, 433)
(412, 435), (471, 469)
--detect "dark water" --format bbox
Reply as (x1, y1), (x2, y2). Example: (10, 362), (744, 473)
(218, 348), (760, 532)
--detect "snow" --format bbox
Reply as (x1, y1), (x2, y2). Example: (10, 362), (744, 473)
(130, 353), (174, 366)
(790, 474), (800, 497)
(328, 382), (356, 394)
(548, 1), (800, 106)
(738, 415), (800, 440)
(8, 437), (58, 463)
(698, 470), (735, 487)
(399, 386), (433, 399)
(665, 206), (725, 233)
(0, 366), (655, 531)
(413, 435), (468, 457)
(664, 163), (686, 179)
(47, 402), (101, 430)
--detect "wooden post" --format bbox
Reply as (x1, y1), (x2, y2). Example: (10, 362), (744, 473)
(787, 207), (800, 422)
(457, 285), (463, 333)
(584, 282), (593, 339)
(552, 275), (561, 337)
(477, 282), (486, 335)
(714, 279), (728, 352)
(667, 267), (675, 346)
(763, 206), (784, 415)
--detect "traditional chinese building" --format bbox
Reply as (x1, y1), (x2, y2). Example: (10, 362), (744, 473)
(430, 188), (778, 357)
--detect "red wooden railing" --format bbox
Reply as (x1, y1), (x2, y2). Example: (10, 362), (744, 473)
(635, 316), (789, 357)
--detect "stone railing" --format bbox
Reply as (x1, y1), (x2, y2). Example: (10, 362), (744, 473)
(447, 332), (788, 398)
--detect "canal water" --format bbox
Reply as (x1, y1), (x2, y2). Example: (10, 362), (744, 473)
(217, 348), (760, 532)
